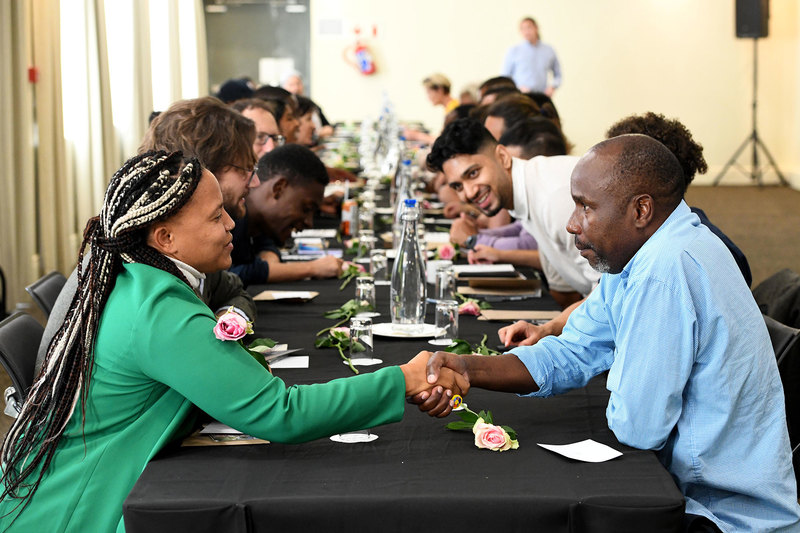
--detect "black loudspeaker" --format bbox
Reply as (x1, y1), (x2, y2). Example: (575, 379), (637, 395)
(736, 0), (769, 38)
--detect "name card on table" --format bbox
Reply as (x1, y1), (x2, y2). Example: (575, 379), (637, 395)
(477, 309), (561, 322)
(253, 290), (319, 302)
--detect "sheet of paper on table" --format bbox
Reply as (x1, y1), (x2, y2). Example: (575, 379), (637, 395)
(453, 264), (518, 278)
(270, 355), (309, 369)
(184, 422), (269, 447)
(291, 229), (338, 239)
(425, 232), (451, 244)
(253, 290), (319, 302)
(200, 422), (242, 435)
(537, 439), (622, 463)
(282, 250), (344, 261)
(477, 309), (561, 321)
(458, 286), (541, 298)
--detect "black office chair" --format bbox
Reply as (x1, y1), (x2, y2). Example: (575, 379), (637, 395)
(765, 315), (800, 367)
(763, 314), (800, 495)
(25, 271), (67, 318)
(0, 312), (44, 417)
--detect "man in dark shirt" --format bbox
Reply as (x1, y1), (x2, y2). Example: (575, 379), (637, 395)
(229, 144), (342, 286)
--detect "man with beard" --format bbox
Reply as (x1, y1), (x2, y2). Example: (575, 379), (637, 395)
(419, 134), (800, 532)
(427, 118), (598, 313)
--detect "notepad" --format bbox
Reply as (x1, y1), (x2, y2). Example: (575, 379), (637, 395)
(453, 264), (517, 278)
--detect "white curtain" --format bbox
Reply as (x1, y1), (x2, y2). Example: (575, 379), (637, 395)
(0, 0), (208, 313)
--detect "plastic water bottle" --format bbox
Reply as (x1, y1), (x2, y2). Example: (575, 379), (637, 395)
(390, 199), (427, 331)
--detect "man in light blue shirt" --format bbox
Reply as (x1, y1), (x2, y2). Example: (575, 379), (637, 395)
(501, 17), (562, 96)
(420, 135), (800, 531)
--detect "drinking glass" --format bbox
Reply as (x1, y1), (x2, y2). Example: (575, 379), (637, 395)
(358, 201), (375, 233)
(429, 300), (459, 346)
(358, 235), (377, 261)
(370, 248), (389, 285)
(349, 316), (381, 365)
(330, 318), (381, 443)
(354, 276), (379, 318)
(434, 265), (457, 302)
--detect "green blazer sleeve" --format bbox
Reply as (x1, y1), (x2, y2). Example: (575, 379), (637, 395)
(202, 269), (257, 320)
(126, 265), (405, 443)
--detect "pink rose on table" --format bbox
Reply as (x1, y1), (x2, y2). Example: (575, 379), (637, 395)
(213, 308), (252, 341)
(438, 244), (455, 260)
(473, 417), (519, 452)
(331, 326), (351, 337)
(342, 261), (366, 273)
(458, 300), (481, 316)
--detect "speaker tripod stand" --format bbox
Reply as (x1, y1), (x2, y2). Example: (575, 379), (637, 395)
(713, 38), (787, 186)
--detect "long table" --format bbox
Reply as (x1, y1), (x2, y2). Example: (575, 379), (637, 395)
(123, 275), (684, 532)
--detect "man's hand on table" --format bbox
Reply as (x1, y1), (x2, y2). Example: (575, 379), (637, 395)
(498, 320), (553, 347)
(309, 255), (344, 278)
(449, 213), (479, 246)
(468, 244), (500, 265)
(401, 351), (470, 418)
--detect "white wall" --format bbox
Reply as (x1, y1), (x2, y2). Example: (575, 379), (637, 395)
(310, 0), (800, 186)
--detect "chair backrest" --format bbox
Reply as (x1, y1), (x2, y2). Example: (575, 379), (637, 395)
(25, 271), (67, 317)
(0, 312), (44, 404)
(753, 269), (800, 329)
(764, 315), (800, 366)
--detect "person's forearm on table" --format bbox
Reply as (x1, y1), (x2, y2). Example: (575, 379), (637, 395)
(259, 251), (315, 282)
(544, 298), (584, 336)
(493, 249), (541, 269)
(462, 353), (539, 394)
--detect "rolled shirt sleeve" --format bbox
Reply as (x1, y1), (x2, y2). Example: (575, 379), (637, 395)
(511, 281), (615, 397)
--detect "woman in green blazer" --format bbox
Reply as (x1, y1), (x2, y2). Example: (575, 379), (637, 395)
(0, 152), (466, 532)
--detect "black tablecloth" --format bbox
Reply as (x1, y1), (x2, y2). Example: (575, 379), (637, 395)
(124, 276), (684, 533)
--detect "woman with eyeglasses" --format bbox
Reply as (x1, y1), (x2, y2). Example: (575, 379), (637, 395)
(0, 151), (467, 532)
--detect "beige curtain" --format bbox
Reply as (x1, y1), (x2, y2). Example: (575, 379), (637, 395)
(0, 0), (208, 313)
(0, 1), (44, 310)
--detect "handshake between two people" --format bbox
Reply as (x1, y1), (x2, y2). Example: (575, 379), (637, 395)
(399, 349), (540, 418)
(400, 351), (470, 418)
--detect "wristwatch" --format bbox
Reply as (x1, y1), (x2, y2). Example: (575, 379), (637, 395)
(464, 234), (477, 250)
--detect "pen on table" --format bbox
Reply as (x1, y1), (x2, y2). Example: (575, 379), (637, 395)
(484, 295), (531, 303)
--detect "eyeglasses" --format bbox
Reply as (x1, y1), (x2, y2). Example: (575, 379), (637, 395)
(254, 133), (286, 147)
(230, 164), (258, 182)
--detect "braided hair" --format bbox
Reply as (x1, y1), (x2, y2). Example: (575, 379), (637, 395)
(0, 150), (202, 513)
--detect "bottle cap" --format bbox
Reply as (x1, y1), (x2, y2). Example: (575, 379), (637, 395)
(402, 159), (411, 165)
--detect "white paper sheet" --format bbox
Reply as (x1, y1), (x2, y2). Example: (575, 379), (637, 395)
(270, 355), (310, 369)
(424, 232), (451, 244)
(537, 439), (622, 463)
(453, 263), (516, 275)
(265, 291), (316, 300)
(291, 229), (338, 238)
(199, 422), (242, 435)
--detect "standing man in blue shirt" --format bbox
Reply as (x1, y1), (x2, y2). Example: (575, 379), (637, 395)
(419, 134), (800, 532)
(501, 17), (562, 96)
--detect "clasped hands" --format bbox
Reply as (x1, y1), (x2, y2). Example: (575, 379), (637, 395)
(400, 350), (469, 418)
